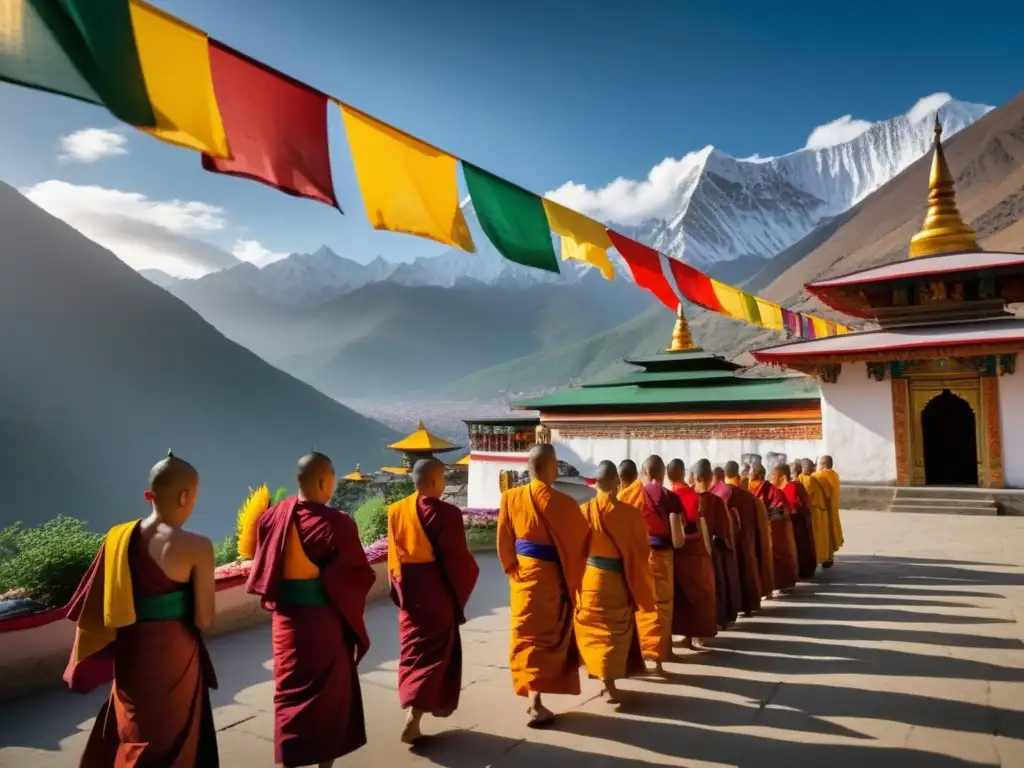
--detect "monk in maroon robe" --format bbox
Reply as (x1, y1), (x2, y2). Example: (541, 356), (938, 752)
(389, 459), (480, 744)
(247, 453), (376, 768)
(776, 463), (818, 580)
(723, 461), (762, 615)
(699, 461), (741, 629)
(64, 452), (219, 767)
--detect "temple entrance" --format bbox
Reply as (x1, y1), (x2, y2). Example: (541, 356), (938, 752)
(921, 389), (979, 486)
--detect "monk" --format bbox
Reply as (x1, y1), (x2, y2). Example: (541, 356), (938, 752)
(675, 460), (720, 648)
(575, 461), (656, 703)
(634, 455), (682, 673)
(65, 452), (218, 767)
(740, 463), (751, 490)
(799, 459), (832, 568)
(751, 463), (797, 594)
(389, 459), (480, 744)
(617, 459), (644, 510)
(667, 459), (699, 527)
(815, 455), (844, 568)
(723, 461), (762, 616)
(497, 443), (590, 727)
(707, 464), (742, 629)
(775, 463), (817, 580)
(247, 453), (376, 768)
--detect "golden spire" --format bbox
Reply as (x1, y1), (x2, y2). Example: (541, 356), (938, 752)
(908, 115), (979, 259)
(667, 303), (695, 352)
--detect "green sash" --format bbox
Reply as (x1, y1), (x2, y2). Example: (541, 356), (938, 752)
(586, 555), (624, 574)
(136, 590), (191, 621)
(279, 578), (328, 606)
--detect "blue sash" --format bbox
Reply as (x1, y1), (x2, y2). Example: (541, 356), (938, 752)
(586, 555), (624, 574)
(515, 539), (559, 562)
(648, 535), (672, 550)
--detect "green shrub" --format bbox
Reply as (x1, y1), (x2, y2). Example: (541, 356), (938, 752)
(329, 480), (372, 512)
(214, 533), (239, 566)
(384, 479), (415, 504)
(272, 487), (289, 505)
(352, 496), (388, 545)
(0, 517), (102, 607)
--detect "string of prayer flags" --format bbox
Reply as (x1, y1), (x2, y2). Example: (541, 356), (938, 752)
(710, 279), (762, 325)
(811, 316), (830, 338)
(202, 41), (338, 208)
(755, 298), (784, 331)
(0, 0), (154, 126)
(128, 0), (228, 157)
(341, 105), (474, 251)
(541, 199), (615, 280)
(607, 231), (680, 310)
(462, 163), (559, 273)
(667, 258), (724, 314)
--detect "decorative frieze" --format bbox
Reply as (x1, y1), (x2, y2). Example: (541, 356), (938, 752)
(549, 421), (822, 441)
(865, 354), (1018, 381)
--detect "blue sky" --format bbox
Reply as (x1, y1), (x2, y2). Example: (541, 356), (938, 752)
(0, 0), (1019, 276)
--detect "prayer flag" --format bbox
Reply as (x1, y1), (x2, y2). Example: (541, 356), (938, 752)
(667, 258), (724, 313)
(800, 315), (816, 338)
(755, 298), (784, 331)
(606, 231), (679, 310)
(711, 280), (761, 324)
(0, 0), (153, 126)
(781, 308), (799, 336)
(541, 199), (614, 280)
(811, 317), (830, 338)
(128, 0), (228, 157)
(203, 40), (338, 207)
(341, 105), (474, 251)
(462, 163), (559, 273)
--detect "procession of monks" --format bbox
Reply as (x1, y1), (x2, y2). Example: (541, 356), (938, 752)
(62, 446), (843, 766)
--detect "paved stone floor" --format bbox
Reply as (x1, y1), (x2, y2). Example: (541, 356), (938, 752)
(2, 510), (1024, 767)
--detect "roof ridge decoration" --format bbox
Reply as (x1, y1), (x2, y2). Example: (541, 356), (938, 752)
(668, 303), (697, 352)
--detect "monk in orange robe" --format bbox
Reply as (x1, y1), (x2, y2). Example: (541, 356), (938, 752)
(617, 459), (644, 511)
(815, 455), (844, 567)
(777, 463), (817, 580)
(65, 452), (219, 767)
(723, 461), (762, 616)
(247, 453), (376, 768)
(799, 458), (832, 568)
(671, 458), (719, 648)
(575, 461), (655, 702)
(497, 444), (590, 727)
(389, 459), (480, 744)
(751, 463), (797, 593)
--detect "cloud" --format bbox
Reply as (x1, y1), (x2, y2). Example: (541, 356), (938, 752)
(906, 92), (952, 123)
(21, 180), (239, 278)
(232, 239), (289, 267)
(804, 114), (874, 150)
(58, 128), (128, 163)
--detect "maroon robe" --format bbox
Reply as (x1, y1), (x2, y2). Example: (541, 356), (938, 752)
(66, 526), (219, 767)
(707, 482), (742, 628)
(725, 483), (763, 614)
(391, 496), (480, 715)
(247, 498), (376, 767)
(783, 481), (818, 580)
(753, 480), (798, 591)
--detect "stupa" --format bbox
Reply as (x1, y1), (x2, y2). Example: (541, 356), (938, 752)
(384, 421), (460, 474)
(753, 117), (1024, 490)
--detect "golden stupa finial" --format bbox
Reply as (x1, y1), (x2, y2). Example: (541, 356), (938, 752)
(908, 114), (978, 259)
(667, 303), (695, 352)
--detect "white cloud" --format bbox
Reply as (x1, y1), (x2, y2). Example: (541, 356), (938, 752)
(804, 114), (874, 150)
(906, 92), (953, 123)
(21, 180), (238, 278)
(58, 128), (128, 163)
(232, 239), (289, 267)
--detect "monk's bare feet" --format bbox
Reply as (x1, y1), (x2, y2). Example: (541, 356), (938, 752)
(527, 694), (555, 728)
(401, 709), (424, 745)
(692, 637), (707, 650)
(653, 660), (667, 677)
(602, 680), (621, 704)
(823, 559), (834, 569)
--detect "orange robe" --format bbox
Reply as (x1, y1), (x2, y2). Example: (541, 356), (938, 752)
(498, 479), (590, 696)
(751, 479), (798, 591)
(618, 478), (644, 511)
(575, 491), (655, 682)
(814, 468), (844, 556)
(799, 474), (832, 566)
(635, 482), (677, 661)
(752, 497), (775, 598)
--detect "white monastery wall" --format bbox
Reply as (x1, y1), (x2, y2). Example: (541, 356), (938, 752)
(467, 452), (526, 509)
(998, 373), (1024, 486)
(821, 362), (896, 483)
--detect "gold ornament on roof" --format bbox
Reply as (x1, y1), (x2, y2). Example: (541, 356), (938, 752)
(908, 115), (979, 259)
(668, 303), (696, 352)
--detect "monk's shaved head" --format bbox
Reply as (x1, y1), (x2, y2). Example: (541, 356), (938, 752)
(529, 443), (557, 485)
(666, 459), (685, 484)
(693, 458), (713, 482)
(642, 455), (665, 483)
(801, 458), (815, 474)
(751, 463), (766, 481)
(297, 452), (335, 504)
(713, 466), (725, 482)
(412, 458), (446, 498)
(725, 461), (740, 478)
(819, 455), (834, 469)
(148, 450), (198, 497)
(775, 463), (792, 480)
(618, 459), (638, 485)
(595, 460), (619, 494)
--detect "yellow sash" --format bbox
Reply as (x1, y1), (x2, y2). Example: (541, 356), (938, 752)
(387, 493), (435, 582)
(282, 521), (320, 579)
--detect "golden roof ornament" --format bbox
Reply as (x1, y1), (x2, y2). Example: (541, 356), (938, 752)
(667, 303), (696, 352)
(908, 115), (979, 259)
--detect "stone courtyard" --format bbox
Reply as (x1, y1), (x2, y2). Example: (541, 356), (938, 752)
(1, 510), (1023, 767)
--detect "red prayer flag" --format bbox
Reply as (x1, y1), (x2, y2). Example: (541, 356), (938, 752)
(667, 258), (726, 314)
(202, 41), (338, 208)
(606, 230), (679, 310)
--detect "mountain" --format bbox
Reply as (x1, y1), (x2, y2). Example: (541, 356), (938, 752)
(0, 182), (397, 538)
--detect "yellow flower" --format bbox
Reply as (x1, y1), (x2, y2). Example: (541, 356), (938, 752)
(236, 484), (270, 560)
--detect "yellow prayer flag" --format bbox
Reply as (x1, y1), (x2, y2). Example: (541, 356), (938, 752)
(341, 105), (475, 252)
(755, 298), (784, 330)
(0, 0), (24, 55)
(710, 280), (748, 321)
(811, 317), (830, 337)
(128, 0), (228, 156)
(541, 199), (614, 280)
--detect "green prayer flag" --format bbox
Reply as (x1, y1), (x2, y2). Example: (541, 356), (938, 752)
(0, 0), (154, 127)
(462, 162), (559, 274)
(740, 291), (762, 325)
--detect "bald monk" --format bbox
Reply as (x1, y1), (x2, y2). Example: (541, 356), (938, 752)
(634, 455), (682, 673)
(666, 459), (699, 525)
(674, 459), (719, 649)
(575, 461), (655, 703)
(497, 444), (590, 727)
(775, 463), (817, 580)
(617, 459), (644, 510)
(799, 459), (832, 568)
(738, 465), (775, 600)
(751, 463), (797, 594)
(723, 461), (762, 616)
(815, 455), (844, 567)
(706, 464), (742, 629)
(389, 459), (480, 744)
(247, 453), (376, 768)
(65, 451), (219, 766)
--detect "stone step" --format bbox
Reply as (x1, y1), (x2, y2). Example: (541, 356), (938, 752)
(893, 488), (999, 502)
(888, 503), (999, 516)
(892, 495), (997, 506)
